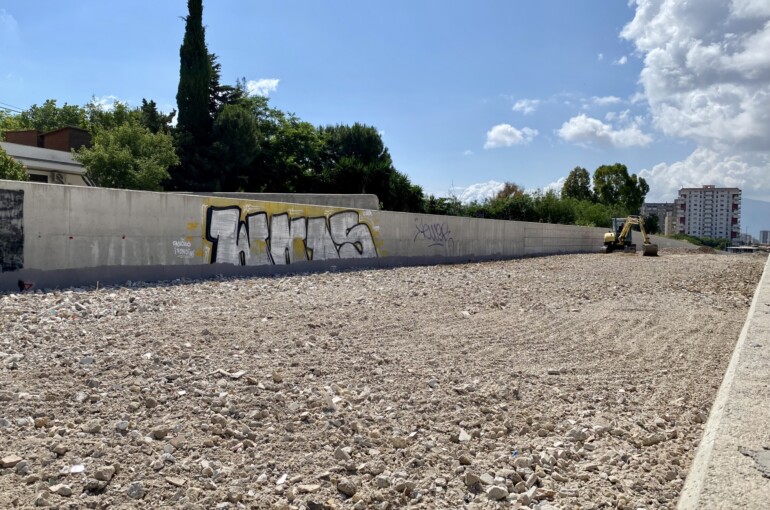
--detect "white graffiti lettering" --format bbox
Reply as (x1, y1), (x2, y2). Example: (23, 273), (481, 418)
(205, 207), (378, 265)
(172, 239), (195, 258)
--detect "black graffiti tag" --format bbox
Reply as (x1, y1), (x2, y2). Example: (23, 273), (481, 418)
(0, 189), (24, 273)
(413, 218), (454, 248)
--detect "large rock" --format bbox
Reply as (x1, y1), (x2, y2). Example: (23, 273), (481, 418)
(1, 454), (23, 468)
(487, 485), (509, 501)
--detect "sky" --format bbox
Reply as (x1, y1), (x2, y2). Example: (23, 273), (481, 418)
(1, 0), (769, 207)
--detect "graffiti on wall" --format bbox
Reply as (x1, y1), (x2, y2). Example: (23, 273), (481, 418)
(204, 206), (378, 265)
(172, 238), (195, 259)
(413, 217), (454, 249)
(0, 189), (24, 272)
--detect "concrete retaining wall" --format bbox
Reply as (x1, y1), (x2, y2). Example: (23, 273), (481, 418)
(0, 180), (693, 291)
(678, 253), (770, 509)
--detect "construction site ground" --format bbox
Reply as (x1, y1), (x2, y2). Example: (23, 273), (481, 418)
(0, 250), (766, 509)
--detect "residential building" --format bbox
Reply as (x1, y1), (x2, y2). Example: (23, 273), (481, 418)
(4, 126), (91, 152)
(760, 230), (770, 245)
(1, 127), (91, 186)
(641, 202), (677, 235)
(674, 185), (741, 243)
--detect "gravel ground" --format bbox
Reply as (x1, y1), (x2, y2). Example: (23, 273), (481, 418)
(0, 250), (766, 510)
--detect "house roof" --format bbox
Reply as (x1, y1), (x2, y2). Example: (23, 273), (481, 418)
(41, 125), (90, 136)
(0, 141), (85, 175)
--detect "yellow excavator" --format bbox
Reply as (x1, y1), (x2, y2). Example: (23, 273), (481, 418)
(602, 216), (659, 256)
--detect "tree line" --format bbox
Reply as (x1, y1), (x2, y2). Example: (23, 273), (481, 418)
(422, 165), (654, 231)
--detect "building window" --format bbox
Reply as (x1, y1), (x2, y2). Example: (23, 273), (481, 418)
(29, 174), (49, 183)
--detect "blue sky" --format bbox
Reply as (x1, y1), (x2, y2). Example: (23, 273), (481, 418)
(1, 1), (769, 206)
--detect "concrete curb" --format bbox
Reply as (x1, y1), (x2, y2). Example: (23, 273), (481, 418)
(678, 253), (770, 509)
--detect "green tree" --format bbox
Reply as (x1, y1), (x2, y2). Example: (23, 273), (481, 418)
(85, 99), (140, 132)
(243, 106), (324, 193)
(387, 170), (424, 212)
(422, 195), (463, 216)
(532, 189), (576, 224)
(569, 199), (617, 227)
(168, 0), (222, 192)
(17, 99), (87, 131)
(176, 0), (211, 142)
(494, 181), (526, 200)
(0, 146), (27, 180)
(485, 193), (536, 221)
(212, 103), (259, 191)
(1, 100), (87, 137)
(622, 173), (649, 214)
(139, 99), (176, 134)
(593, 164), (627, 205)
(592, 163), (648, 214)
(318, 123), (391, 194)
(0, 110), (24, 138)
(209, 55), (245, 117)
(561, 166), (593, 201)
(644, 214), (660, 235)
(269, 116), (324, 193)
(74, 123), (179, 191)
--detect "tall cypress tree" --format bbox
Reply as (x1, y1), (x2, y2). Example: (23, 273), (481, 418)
(169, 0), (219, 191)
(176, 0), (211, 142)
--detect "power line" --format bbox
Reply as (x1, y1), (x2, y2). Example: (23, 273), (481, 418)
(0, 101), (23, 114)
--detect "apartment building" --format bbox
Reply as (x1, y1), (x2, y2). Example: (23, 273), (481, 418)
(641, 202), (677, 235)
(760, 230), (770, 245)
(674, 185), (741, 243)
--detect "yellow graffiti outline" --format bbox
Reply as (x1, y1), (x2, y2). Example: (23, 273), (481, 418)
(200, 198), (383, 263)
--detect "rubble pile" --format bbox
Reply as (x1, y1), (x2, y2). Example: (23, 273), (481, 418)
(0, 251), (764, 509)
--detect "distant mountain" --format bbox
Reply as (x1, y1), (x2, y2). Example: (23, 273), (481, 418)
(742, 198), (770, 239)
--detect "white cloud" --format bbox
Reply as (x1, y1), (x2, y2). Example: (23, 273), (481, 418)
(539, 177), (567, 195)
(621, 0), (770, 151)
(484, 124), (538, 149)
(641, 147), (770, 201)
(450, 180), (505, 204)
(582, 95), (624, 111)
(90, 95), (121, 111)
(557, 114), (652, 148)
(622, 0), (770, 199)
(598, 53), (605, 61)
(613, 55), (628, 65)
(463, 149), (474, 156)
(449, 179), (569, 203)
(512, 98), (540, 115)
(731, 0), (770, 18)
(604, 109), (631, 123)
(246, 78), (280, 97)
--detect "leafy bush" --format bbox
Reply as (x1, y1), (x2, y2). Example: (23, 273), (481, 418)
(0, 147), (27, 181)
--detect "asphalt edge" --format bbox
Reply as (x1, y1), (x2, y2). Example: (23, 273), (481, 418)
(676, 253), (770, 509)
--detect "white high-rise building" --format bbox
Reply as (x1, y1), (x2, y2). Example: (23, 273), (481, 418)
(674, 185), (741, 243)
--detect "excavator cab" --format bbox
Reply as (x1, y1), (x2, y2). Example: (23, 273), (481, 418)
(602, 216), (658, 256)
(603, 221), (635, 253)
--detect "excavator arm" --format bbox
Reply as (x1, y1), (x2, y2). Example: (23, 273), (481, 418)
(617, 216), (650, 244)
